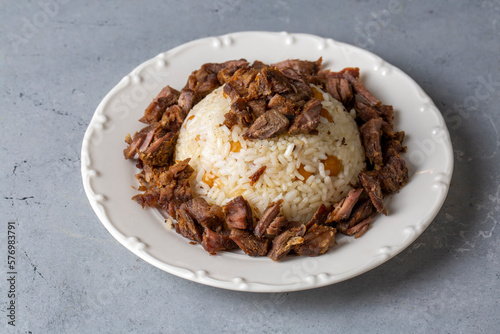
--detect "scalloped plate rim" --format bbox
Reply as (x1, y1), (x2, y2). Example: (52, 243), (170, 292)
(81, 31), (454, 293)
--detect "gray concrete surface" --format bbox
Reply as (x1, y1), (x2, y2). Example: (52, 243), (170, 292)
(1, 0), (500, 333)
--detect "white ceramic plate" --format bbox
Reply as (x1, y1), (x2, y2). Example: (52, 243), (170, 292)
(81, 31), (453, 292)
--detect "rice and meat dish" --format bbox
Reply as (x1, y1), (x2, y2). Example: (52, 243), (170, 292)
(123, 58), (409, 261)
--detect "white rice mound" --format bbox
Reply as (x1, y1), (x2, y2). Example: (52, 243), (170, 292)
(175, 85), (366, 222)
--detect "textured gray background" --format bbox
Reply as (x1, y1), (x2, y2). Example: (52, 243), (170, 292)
(1, 0), (500, 333)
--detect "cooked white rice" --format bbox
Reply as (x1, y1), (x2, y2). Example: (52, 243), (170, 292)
(174, 85), (365, 222)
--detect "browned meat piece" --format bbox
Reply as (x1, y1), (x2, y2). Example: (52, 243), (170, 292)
(140, 86), (180, 124)
(185, 61), (229, 100)
(160, 105), (186, 132)
(157, 181), (175, 204)
(326, 188), (363, 223)
(376, 154), (409, 194)
(156, 85), (181, 103)
(248, 67), (293, 98)
(223, 97), (253, 129)
(123, 124), (157, 159)
(140, 98), (170, 125)
(271, 58), (322, 77)
(139, 132), (178, 167)
(247, 98), (267, 118)
(267, 94), (298, 117)
(203, 59), (248, 75)
(336, 198), (375, 234)
(185, 197), (225, 231)
(359, 171), (387, 215)
(305, 204), (330, 229)
(242, 109), (289, 140)
(261, 67), (295, 94)
(223, 83), (240, 100)
(346, 217), (372, 238)
(249, 166), (267, 186)
(225, 67), (260, 98)
(201, 228), (237, 255)
(384, 132), (406, 159)
(324, 75), (354, 110)
(222, 111), (238, 129)
(360, 118), (384, 168)
(178, 88), (196, 114)
(132, 191), (157, 208)
(268, 225), (306, 261)
(279, 67), (305, 81)
(288, 98), (322, 135)
(123, 134), (142, 159)
(140, 159), (194, 209)
(341, 68), (381, 107)
(221, 59), (250, 69)
(134, 159), (194, 209)
(217, 67), (239, 85)
(253, 199), (283, 237)
(230, 229), (269, 256)
(168, 158), (194, 179)
(216, 60), (250, 85)
(377, 104), (394, 124)
(266, 216), (289, 237)
(174, 179), (192, 202)
(295, 224), (336, 257)
(354, 100), (394, 124)
(224, 196), (253, 230)
(354, 100), (379, 123)
(279, 68), (313, 103)
(174, 207), (202, 243)
(251, 60), (268, 71)
(380, 118), (395, 138)
(192, 72), (219, 98)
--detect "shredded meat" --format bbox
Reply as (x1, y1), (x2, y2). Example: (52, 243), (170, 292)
(346, 217), (372, 238)
(249, 166), (267, 186)
(140, 86), (180, 124)
(268, 225), (306, 261)
(335, 199), (375, 235)
(305, 204), (331, 229)
(375, 154), (409, 194)
(326, 188), (363, 223)
(267, 94), (298, 118)
(201, 228), (237, 255)
(360, 118), (384, 168)
(159, 105), (185, 132)
(139, 132), (178, 167)
(223, 97), (253, 128)
(359, 171), (387, 215)
(242, 109), (290, 140)
(230, 229), (269, 256)
(222, 62), (320, 136)
(174, 207), (202, 243)
(225, 67), (260, 98)
(123, 58), (410, 260)
(271, 58), (322, 78)
(265, 216), (289, 238)
(323, 74), (354, 110)
(295, 224), (336, 257)
(123, 124), (157, 159)
(224, 196), (253, 230)
(185, 197), (225, 231)
(342, 68), (381, 107)
(254, 200), (283, 237)
(288, 98), (322, 135)
(247, 98), (267, 118)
